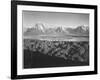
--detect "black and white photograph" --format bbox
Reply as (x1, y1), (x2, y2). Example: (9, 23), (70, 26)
(23, 11), (89, 68)
(11, 1), (97, 79)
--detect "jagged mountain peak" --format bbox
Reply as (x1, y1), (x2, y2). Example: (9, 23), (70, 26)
(55, 26), (64, 32)
(77, 25), (89, 31)
(24, 23), (89, 36)
(34, 23), (46, 32)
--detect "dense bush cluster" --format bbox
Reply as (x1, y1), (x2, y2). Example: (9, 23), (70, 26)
(24, 39), (89, 62)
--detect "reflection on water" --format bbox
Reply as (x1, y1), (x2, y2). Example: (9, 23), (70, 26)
(24, 35), (89, 41)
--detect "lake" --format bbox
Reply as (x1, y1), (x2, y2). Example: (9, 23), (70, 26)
(24, 35), (89, 41)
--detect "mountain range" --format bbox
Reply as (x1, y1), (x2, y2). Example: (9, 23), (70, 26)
(24, 23), (89, 37)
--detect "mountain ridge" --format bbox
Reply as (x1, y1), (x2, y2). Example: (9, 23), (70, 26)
(24, 23), (89, 37)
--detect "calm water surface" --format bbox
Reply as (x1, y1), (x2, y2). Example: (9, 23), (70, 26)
(24, 35), (89, 41)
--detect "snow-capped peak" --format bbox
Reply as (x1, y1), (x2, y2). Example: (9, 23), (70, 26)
(34, 23), (46, 32)
(81, 25), (89, 31)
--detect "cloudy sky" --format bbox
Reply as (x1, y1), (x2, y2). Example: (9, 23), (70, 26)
(23, 10), (89, 28)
